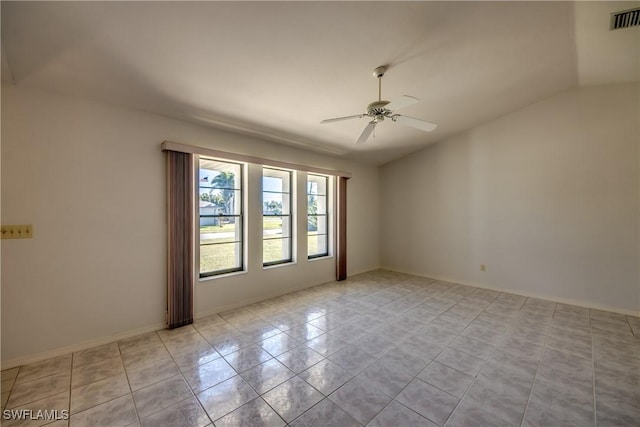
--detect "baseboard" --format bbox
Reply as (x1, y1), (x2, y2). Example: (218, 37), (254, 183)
(195, 275), (344, 320)
(195, 265), (383, 320)
(19, 265), (628, 370)
(380, 266), (640, 317)
(2, 270), (381, 371)
(348, 265), (381, 278)
(1, 322), (166, 371)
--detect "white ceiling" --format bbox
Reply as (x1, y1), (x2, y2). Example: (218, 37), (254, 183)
(2, 1), (639, 165)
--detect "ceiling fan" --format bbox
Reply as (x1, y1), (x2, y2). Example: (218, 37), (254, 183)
(321, 65), (438, 144)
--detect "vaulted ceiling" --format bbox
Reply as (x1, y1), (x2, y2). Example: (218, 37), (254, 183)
(2, 1), (639, 165)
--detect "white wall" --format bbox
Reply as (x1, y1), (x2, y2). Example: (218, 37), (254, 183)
(1, 84), (379, 366)
(380, 83), (639, 314)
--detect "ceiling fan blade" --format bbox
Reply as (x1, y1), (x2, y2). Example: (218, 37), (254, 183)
(386, 95), (420, 111)
(321, 114), (365, 124)
(355, 121), (376, 144)
(394, 115), (438, 132)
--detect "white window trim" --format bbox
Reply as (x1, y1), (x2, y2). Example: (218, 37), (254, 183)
(196, 155), (247, 279)
(262, 167), (295, 267)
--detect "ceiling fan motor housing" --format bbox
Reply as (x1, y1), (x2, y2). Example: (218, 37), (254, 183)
(367, 100), (391, 118)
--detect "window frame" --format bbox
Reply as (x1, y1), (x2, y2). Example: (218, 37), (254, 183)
(262, 167), (294, 267)
(197, 157), (245, 278)
(307, 173), (330, 259)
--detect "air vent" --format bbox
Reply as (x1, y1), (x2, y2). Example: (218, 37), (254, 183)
(610, 7), (640, 30)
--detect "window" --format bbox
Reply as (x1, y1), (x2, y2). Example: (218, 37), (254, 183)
(262, 168), (293, 266)
(198, 158), (243, 277)
(307, 174), (329, 258)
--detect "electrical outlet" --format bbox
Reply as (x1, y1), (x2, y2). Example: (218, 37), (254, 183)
(480, 264), (486, 271)
(1, 225), (33, 239)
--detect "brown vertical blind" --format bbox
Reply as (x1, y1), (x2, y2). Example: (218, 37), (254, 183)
(336, 176), (349, 281)
(166, 150), (194, 328)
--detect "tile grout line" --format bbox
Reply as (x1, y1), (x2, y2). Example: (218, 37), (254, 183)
(330, 277), (428, 425)
(68, 352), (74, 425)
(590, 311), (597, 427)
(115, 332), (199, 425)
(258, 290), (360, 426)
(191, 313), (316, 426)
(355, 282), (499, 426)
(441, 292), (521, 426)
(363, 279), (456, 426)
(3, 365), (21, 412)
(518, 316), (551, 427)
(182, 322), (238, 426)
(287, 276), (435, 426)
(432, 307), (488, 425)
(445, 312), (495, 422)
(121, 336), (144, 426)
(188, 322), (223, 426)
(247, 299), (330, 427)
(297, 279), (413, 424)
(420, 285), (495, 424)
(624, 314), (636, 337)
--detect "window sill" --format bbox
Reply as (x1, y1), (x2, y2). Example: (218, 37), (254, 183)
(263, 261), (297, 270)
(307, 255), (333, 262)
(198, 269), (247, 283)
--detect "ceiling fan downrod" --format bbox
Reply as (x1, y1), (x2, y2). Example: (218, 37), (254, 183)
(373, 65), (387, 102)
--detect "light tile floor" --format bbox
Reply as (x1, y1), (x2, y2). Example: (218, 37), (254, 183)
(2, 270), (639, 426)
